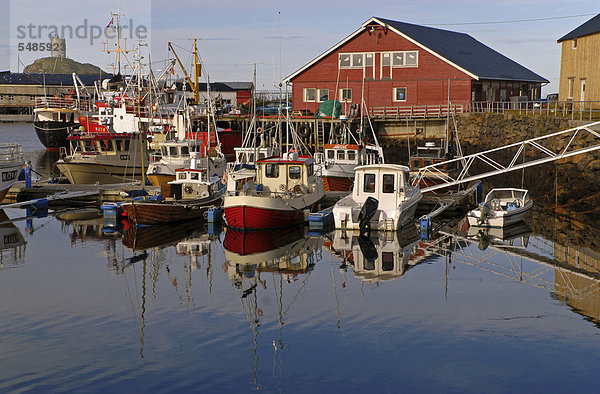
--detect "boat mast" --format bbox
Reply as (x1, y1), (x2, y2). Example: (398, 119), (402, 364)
(103, 11), (133, 76)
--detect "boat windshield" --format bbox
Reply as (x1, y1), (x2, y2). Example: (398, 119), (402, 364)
(289, 166), (301, 180)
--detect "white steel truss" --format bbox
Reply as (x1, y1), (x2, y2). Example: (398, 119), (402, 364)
(413, 120), (600, 193)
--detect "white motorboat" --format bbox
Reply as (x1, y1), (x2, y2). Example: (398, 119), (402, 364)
(467, 188), (533, 227)
(332, 164), (422, 232)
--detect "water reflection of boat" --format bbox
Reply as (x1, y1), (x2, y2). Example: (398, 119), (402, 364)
(224, 224), (320, 389)
(54, 208), (113, 245)
(329, 224), (420, 282)
(122, 220), (209, 251)
(55, 207), (103, 223)
(467, 221), (531, 250)
(224, 225), (320, 271)
(0, 209), (26, 269)
(176, 230), (218, 261)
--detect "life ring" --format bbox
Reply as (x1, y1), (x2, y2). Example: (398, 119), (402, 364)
(297, 124), (310, 138)
(184, 185), (193, 194)
(257, 127), (263, 134)
(333, 124), (343, 137)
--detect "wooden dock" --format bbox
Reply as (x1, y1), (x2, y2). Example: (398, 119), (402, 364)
(4, 180), (160, 206)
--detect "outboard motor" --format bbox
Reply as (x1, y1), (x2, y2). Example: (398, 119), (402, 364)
(358, 197), (379, 235)
(478, 202), (491, 225)
(357, 234), (378, 264)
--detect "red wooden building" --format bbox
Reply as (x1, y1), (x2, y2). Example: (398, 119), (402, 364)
(285, 17), (548, 115)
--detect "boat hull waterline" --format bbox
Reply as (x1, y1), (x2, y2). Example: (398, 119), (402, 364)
(33, 121), (73, 149)
(56, 161), (146, 184)
(122, 196), (222, 225)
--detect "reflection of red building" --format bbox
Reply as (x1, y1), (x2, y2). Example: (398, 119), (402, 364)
(285, 17), (548, 115)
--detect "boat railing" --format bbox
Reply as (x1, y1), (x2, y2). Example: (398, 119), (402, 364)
(149, 152), (162, 163)
(314, 152), (324, 164)
(226, 185), (311, 198)
(0, 144), (23, 163)
(35, 97), (93, 112)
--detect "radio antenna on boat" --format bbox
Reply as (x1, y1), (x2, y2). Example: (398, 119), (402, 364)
(103, 9), (134, 75)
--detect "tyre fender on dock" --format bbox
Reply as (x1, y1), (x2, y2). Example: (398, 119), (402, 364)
(297, 124), (310, 138)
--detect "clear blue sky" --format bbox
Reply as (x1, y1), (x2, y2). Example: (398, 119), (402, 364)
(4, 0), (599, 95)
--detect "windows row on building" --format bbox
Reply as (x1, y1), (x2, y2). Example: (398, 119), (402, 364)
(302, 87), (407, 103)
(338, 51), (419, 68)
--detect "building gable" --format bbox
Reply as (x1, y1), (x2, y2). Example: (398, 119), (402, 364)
(558, 13), (600, 42)
(286, 17), (547, 84)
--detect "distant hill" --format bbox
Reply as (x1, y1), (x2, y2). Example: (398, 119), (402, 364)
(24, 57), (108, 75)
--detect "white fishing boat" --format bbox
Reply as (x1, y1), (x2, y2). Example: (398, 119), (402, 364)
(314, 115), (384, 195)
(223, 152), (324, 230)
(55, 131), (148, 184)
(332, 164), (422, 232)
(0, 144), (24, 202)
(315, 143), (384, 193)
(147, 137), (226, 196)
(467, 188), (533, 227)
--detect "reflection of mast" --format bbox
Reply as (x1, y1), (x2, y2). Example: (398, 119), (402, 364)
(235, 274), (263, 391)
(330, 259), (343, 329)
(140, 258), (147, 358)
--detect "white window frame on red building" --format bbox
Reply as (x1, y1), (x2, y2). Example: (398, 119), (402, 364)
(318, 88), (329, 102)
(303, 88), (316, 102)
(339, 88), (352, 102)
(393, 87), (407, 102)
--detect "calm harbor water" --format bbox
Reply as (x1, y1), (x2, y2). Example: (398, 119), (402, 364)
(1, 123), (600, 392)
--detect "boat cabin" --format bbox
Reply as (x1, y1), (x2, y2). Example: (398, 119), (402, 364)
(64, 132), (144, 157)
(409, 142), (457, 171)
(34, 108), (78, 123)
(483, 188), (529, 210)
(352, 164), (413, 206)
(233, 146), (277, 165)
(169, 168), (220, 200)
(151, 139), (203, 163)
(316, 143), (383, 166)
(254, 153), (316, 194)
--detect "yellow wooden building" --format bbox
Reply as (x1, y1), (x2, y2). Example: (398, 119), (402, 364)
(557, 14), (600, 102)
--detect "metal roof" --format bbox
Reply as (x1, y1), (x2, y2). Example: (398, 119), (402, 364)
(557, 13), (600, 42)
(0, 72), (107, 86)
(373, 17), (548, 83)
(285, 17), (548, 84)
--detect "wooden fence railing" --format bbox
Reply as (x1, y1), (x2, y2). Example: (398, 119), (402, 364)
(364, 100), (600, 121)
(367, 104), (468, 119)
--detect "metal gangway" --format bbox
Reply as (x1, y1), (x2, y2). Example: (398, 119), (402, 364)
(418, 226), (600, 300)
(414, 120), (600, 193)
